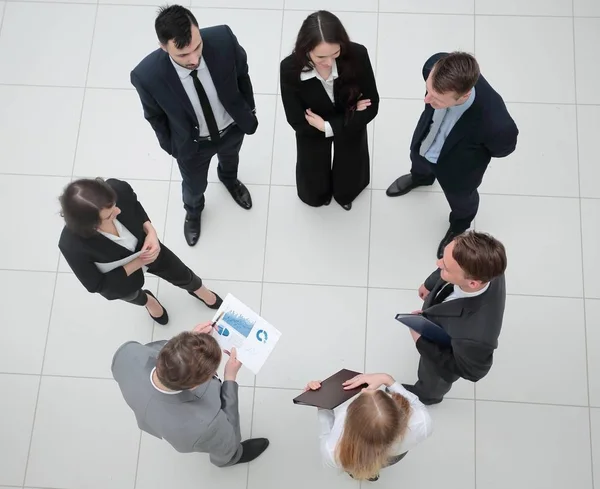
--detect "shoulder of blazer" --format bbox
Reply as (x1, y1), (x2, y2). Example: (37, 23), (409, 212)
(132, 48), (166, 82)
(58, 225), (81, 253)
(422, 52), (449, 81)
(106, 178), (135, 201)
(200, 24), (233, 46)
(280, 54), (301, 85)
(348, 42), (369, 58)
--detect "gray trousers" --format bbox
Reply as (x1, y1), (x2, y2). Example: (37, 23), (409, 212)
(414, 357), (459, 401)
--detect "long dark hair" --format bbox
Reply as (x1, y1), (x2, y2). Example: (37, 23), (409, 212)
(292, 10), (360, 107)
(59, 178), (116, 238)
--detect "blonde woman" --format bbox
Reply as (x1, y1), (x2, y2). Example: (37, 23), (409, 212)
(304, 372), (432, 481)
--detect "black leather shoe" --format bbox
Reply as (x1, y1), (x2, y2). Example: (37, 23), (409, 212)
(402, 383), (443, 406)
(184, 213), (201, 246)
(143, 290), (169, 325)
(188, 290), (223, 310)
(224, 179), (252, 210)
(341, 202), (352, 211)
(437, 227), (463, 259)
(235, 438), (270, 464)
(386, 174), (422, 197)
(324, 196), (332, 206)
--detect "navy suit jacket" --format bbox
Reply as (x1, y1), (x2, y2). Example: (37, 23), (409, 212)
(411, 52), (519, 192)
(131, 25), (258, 160)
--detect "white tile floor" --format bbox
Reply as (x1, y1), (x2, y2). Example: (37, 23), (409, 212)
(0, 1), (598, 488)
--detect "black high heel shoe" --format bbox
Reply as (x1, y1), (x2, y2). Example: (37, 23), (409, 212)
(188, 290), (223, 310)
(143, 290), (169, 325)
(341, 202), (352, 211)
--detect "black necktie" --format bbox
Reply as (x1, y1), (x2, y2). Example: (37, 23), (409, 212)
(190, 70), (220, 143)
(433, 283), (454, 305)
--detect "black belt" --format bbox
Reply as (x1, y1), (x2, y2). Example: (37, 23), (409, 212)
(195, 123), (236, 142)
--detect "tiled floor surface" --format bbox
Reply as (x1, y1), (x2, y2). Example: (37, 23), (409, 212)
(0, 1), (599, 488)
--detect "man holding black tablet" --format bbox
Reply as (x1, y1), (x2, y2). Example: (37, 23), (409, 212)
(403, 231), (507, 405)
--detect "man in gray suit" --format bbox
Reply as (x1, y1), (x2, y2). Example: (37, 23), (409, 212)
(111, 322), (269, 466)
(404, 231), (507, 405)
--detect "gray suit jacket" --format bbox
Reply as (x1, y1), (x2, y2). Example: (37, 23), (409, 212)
(111, 340), (242, 467)
(417, 269), (506, 383)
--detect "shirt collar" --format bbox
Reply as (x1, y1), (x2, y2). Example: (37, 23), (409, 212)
(300, 60), (338, 82)
(450, 86), (476, 113)
(150, 367), (182, 394)
(170, 56), (207, 80)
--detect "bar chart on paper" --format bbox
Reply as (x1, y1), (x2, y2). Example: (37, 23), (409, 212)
(211, 294), (282, 374)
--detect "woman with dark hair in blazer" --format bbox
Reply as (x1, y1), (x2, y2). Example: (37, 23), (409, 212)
(58, 178), (222, 325)
(280, 10), (379, 210)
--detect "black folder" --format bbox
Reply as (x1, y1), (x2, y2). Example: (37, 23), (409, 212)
(395, 313), (452, 346)
(293, 369), (366, 409)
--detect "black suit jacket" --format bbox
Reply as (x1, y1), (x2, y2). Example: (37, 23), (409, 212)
(131, 25), (257, 160)
(416, 269), (507, 383)
(412, 53), (519, 192)
(280, 42), (379, 138)
(58, 179), (150, 301)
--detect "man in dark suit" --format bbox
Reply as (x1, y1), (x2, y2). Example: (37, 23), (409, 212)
(387, 52), (518, 258)
(404, 231), (507, 405)
(131, 5), (257, 246)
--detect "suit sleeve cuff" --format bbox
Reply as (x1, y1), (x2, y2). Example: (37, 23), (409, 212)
(324, 121), (334, 138)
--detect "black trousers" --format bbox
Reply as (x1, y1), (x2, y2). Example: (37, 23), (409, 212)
(413, 356), (459, 401)
(410, 151), (480, 233)
(295, 128), (370, 207)
(121, 243), (203, 306)
(177, 125), (245, 217)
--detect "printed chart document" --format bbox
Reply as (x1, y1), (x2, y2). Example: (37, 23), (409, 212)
(211, 294), (282, 374)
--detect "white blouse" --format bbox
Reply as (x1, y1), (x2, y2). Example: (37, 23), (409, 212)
(95, 219), (145, 273)
(300, 60), (339, 138)
(317, 382), (433, 469)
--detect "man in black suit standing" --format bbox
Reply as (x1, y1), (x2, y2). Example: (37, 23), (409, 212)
(131, 5), (257, 246)
(404, 231), (507, 405)
(386, 52), (518, 258)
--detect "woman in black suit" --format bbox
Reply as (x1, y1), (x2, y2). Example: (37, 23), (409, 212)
(280, 10), (379, 210)
(58, 178), (221, 325)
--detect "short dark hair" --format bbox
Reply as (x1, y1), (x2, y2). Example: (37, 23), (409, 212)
(155, 5), (198, 49)
(431, 52), (480, 97)
(291, 10), (360, 107)
(452, 231), (507, 283)
(59, 178), (116, 238)
(156, 332), (222, 391)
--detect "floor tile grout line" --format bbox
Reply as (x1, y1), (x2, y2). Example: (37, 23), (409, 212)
(5, 174), (600, 201)
(0, 1), (7, 36)
(3, 1), (597, 18)
(362, 0), (381, 375)
(150, 170), (174, 343)
(473, 6), (478, 488)
(3, 270), (600, 301)
(3, 370), (598, 409)
(2, 81), (600, 107)
(20, 268), (60, 486)
(572, 3), (595, 487)
(67, 1), (99, 179)
(246, 9), (285, 488)
(19, 1), (100, 483)
(131, 430), (143, 489)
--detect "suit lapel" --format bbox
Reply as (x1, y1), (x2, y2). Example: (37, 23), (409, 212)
(159, 50), (198, 123)
(438, 95), (482, 160)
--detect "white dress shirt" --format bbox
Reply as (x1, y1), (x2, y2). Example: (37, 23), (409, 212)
(300, 61), (338, 138)
(170, 56), (234, 137)
(317, 382), (433, 469)
(443, 282), (490, 302)
(95, 219), (146, 273)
